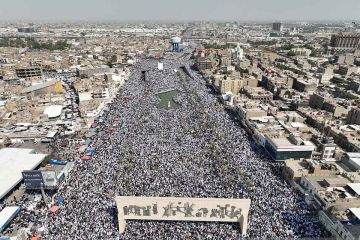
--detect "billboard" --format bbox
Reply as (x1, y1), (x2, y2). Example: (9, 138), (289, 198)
(22, 170), (44, 189)
(115, 196), (251, 237)
(22, 170), (58, 189)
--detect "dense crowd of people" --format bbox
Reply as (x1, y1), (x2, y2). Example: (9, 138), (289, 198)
(38, 53), (330, 239)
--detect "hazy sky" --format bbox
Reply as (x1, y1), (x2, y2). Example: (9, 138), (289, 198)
(0, 0), (359, 22)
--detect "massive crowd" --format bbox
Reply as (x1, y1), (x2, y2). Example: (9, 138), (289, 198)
(39, 54), (330, 239)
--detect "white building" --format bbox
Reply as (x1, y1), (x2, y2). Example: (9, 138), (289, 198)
(0, 148), (47, 199)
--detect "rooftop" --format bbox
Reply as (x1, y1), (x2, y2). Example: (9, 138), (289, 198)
(21, 79), (59, 94)
(0, 148), (47, 200)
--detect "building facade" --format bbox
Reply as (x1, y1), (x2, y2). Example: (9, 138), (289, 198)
(330, 32), (360, 52)
(347, 107), (360, 125)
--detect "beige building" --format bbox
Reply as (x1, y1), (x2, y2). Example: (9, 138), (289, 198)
(21, 80), (62, 97)
(309, 93), (349, 117)
(219, 79), (242, 94)
(15, 66), (43, 79)
(293, 78), (317, 93)
(283, 160), (339, 183)
(243, 87), (273, 103)
(196, 57), (213, 71)
(300, 175), (360, 210)
(330, 32), (360, 51)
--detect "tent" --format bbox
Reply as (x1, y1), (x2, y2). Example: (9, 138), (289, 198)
(48, 160), (67, 166)
(55, 197), (65, 204)
(85, 132), (96, 138)
(48, 206), (60, 214)
(81, 155), (91, 161)
(84, 149), (95, 156)
(78, 145), (87, 153)
(84, 139), (92, 145)
(98, 116), (106, 123)
(89, 128), (97, 133)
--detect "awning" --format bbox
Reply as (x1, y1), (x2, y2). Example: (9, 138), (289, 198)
(48, 206), (60, 214)
(82, 155), (91, 160)
(84, 149), (95, 156)
(85, 132), (96, 138)
(349, 208), (360, 220)
(78, 145), (88, 153)
(55, 197), (65, 204)
(0, 206), (20, 232)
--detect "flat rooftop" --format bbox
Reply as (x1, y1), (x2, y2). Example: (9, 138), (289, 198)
(0, 148), (47, 200)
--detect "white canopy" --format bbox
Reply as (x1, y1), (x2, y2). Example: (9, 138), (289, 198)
(0, 148), (47, 199)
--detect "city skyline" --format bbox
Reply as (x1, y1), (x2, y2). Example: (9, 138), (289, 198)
(0, 0), (359, 22)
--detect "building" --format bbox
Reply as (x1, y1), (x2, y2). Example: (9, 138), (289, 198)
(21, 79), (62, 96)
(293, 78), (317, 93)
(283, 159), (339, 183)
(234, 43), (244, 60)
(243, 87), (273, 103)
(264, 136), (315, 161)
(293, 48), (312, 57)
(319, 208), (360, 240)
(196, 57), (213, 71)
(348, 78), (360, 93)
(170, 37), (181, 52)
(309, 93), (325, 109)
(347, 107), (360, 125)
(300, 175), (360, 210)
(336, 65), (360, 76)
(319, 139), (337, 160)
(236, 106), (267, 121)
(43, 105), (63, 119)
(330, 32), (360, 52)
(318, 66), (334, 85)
(262, 75), (294, 94)
(0, 148), (47, 200)
(272, 22), (283, 32)
(219, 78), (243, 95)
(343, 152), (360, 171)
(17, 27), (36, 33)
(76, 66), (114, 78)
(0, 206), (21, 232)
(15, 66), (43, 79)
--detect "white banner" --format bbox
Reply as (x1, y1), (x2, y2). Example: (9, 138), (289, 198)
(115, 196), (251, 236)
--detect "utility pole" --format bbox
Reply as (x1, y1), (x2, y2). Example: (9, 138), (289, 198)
(40, 183), (49, 207)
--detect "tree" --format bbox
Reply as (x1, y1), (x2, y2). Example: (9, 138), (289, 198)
(282, 44), (295, 50)
(287, 50), (296, 57)
(106, 61), (113, 68)
(41, 155), (52, 167)
(244, 179), (253, 187)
